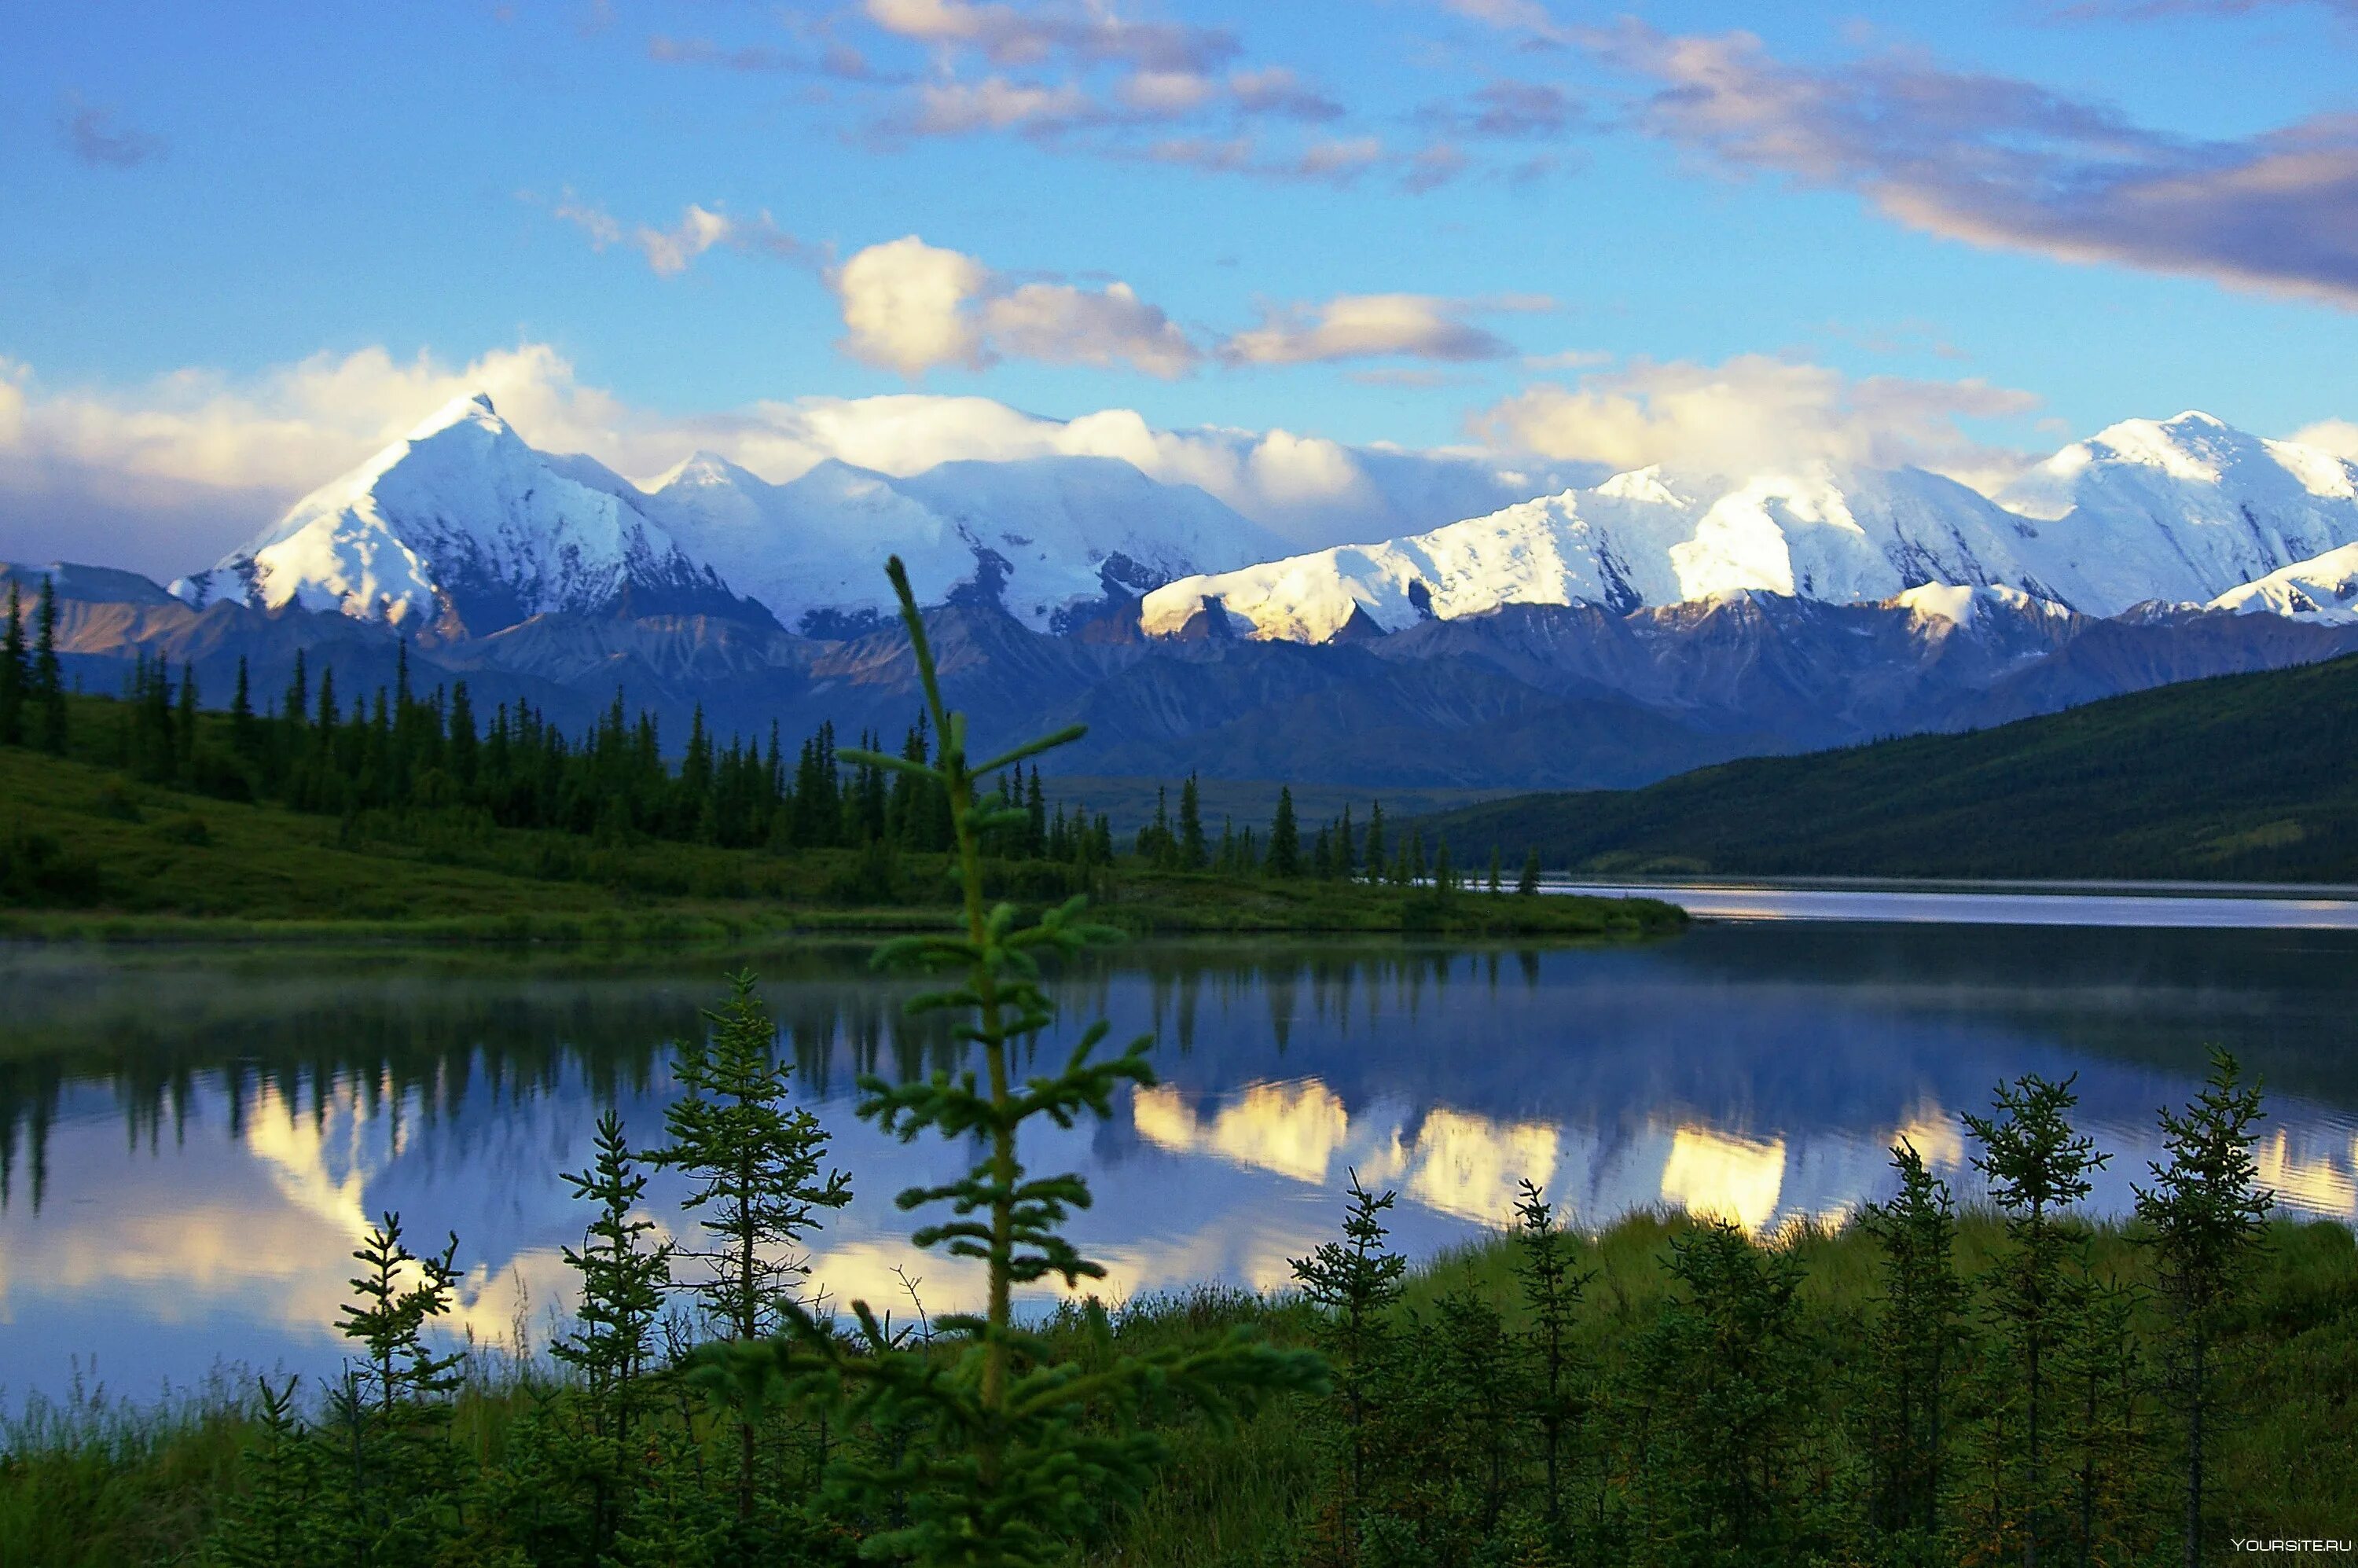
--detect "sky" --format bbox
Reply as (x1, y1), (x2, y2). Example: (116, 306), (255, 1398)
(5, 0), (2358, 576)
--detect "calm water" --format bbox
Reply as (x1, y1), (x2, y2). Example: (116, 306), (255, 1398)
(6, 924), (2358, 1407)
(1552, 883), (2358, 927)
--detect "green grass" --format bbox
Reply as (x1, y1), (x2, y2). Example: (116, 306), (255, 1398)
(0, 744), (1683, 942)
(1417, 651), (2358, 882)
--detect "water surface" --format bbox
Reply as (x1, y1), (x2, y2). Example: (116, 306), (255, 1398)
(5, 925), (2356, 1407)
(1552, 881), (2358, 927)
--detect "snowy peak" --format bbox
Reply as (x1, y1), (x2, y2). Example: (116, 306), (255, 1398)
(408, 391), (501, 441)
(172, 389), (755, 637)
(643, 449), (1286, 636)
(1992, 414), (2358, 611)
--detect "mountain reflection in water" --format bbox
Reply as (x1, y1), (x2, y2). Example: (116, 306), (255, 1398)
(4, 925), (2356, 1405)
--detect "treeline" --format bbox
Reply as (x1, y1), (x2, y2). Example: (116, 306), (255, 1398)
(87, 644), (1120, 866)
(0, 578), (68, 754)
(1132, 774), (1544, 891)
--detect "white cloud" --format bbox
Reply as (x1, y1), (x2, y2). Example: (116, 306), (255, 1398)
(0, 342), (1582, 574)
(828, 236), (1199, 378)
(832, 236), (994, 373)
(2291, 418), (2358, 461)
(1468, 353), (2042, 490)
(1219, 293), (1545, 365)
(636, 204), (734, 277)
(551, 196), (818, 276)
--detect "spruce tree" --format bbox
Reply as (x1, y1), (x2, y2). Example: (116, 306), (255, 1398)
(0, 582), (24, 747)
(1964, 1073), (2110, 1566)
(1857, 1138), (1967, 1544)
(1518, 848), (1541, 896)
(333, 1212), (466, 1563)
(33, 575), (63, 754)
(173, 662), (198, 784)
(701, 556), (1320, 1567)
(554, 1110), (674, 1557)
(2135, 1051), (2275, 1568)
(1362, 802), (1387, 884)
(231, 655), (260, 761)
(1178, 773), (1207, 869)
(1291, 1173), (1407, 1514)
(1513, 1179), (1593, 1529)
(650, 971), (850, 1531)
(1268, 785), (1302, 878)
(1486, 843), (1503, 894)
(1626, 1220), (1818, 1564)
(207, 1376), (330, 1567)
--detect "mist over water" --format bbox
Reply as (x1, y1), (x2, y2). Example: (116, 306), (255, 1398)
(5, 924), (2356, 1408)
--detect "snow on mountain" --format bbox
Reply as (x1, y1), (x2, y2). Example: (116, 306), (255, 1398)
(1890, 582), (2075, 632)
(2208, 542), (2358, 624)
(171, 395), (747, 637)
(643, 450), (1291, 635)
(1993, 413), (2358, 611)
(1143, 414), (2358, 643)
(159, 395), (2358, 650)
(1140, 463), (2051, 641)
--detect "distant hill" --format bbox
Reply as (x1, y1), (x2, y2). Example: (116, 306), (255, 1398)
(1415, 652), (2358, 883)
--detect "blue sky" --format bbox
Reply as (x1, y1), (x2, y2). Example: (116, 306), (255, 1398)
(6, 0), (2358, 573)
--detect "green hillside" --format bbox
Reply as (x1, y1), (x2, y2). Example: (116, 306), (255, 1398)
(0, 703), (1679, 942)
(1418, 652), (2358, 882)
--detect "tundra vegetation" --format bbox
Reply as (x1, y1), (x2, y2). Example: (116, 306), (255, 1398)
(2, 565), (2351, 1565)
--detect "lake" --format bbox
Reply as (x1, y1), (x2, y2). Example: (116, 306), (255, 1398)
(6, 920), (2358, 1408)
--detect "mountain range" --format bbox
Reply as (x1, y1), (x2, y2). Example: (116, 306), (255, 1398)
(14, 394), (2358, 793)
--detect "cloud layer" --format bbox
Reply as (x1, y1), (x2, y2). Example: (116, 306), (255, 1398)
(1469, 353), (2043, 490)
(1589, 22), (2358, 309)
(0, 343), (1585, 575)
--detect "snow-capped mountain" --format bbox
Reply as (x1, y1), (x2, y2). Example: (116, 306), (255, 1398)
(1143, 413), (2358, 641)
(1139, 465), (2053, 641)
(171, 395), (755, 637)
(1996, 413), (2358, 610)
(641, 450), (1291, 635)
(2208, 542), (2358, 624)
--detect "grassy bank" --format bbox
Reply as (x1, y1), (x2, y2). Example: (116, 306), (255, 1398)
(0, 744), (1682, 942)
(6, 1208), (2350, 1566)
